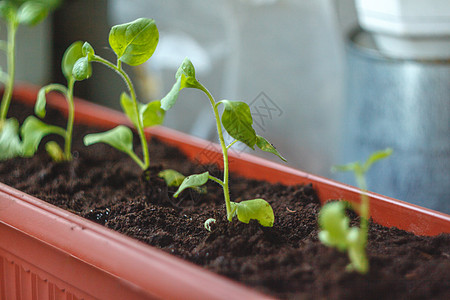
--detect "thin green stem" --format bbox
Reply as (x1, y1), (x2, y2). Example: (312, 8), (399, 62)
(0, 20), (18, 122)
(208, 175), (224, 187)
(356, 170), (369, 243)
(91, 55), (150, 170)
(127, 149), (146, 170)
(226, 139), (238, 150)
(64, 79), (75, 160)
(197, 83), (233, 221)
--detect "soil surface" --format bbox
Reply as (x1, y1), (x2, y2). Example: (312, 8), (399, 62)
(1, 101), (449, 299)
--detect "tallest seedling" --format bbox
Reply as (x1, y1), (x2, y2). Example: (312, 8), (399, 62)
(161, 58), (286, 227)
(75, 18), (164, 171)
(0, 0), (60, 125)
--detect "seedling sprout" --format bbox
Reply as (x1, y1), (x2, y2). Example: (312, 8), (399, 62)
(160, 57), (286, 228)
(73, 18), (164, 172)
(318, 148), (393, 274)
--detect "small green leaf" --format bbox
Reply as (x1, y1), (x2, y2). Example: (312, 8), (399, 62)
(120, 92), (140, 128)
(331, 162), (360, 174)
(318, 201), (350, 252)
(72, 56), (92, 81)
(0, 118), (23, 160)
(256, 135), (286, 162)
(158, 169), (186, 187)
(233, 199), (274, 227)
(160, 76), (182, 111)
(21, 116), (65, 157)
(35, 84), (67, 118)
(109, 18), (159, 66)
(141, 100), (165, 128)
(173, 171), (209, 198)
(175, 57), (196, 81)
(17, 2), (48, 26)
(62, 41), (86, 81)
(363, 148), (393, 172)
(161, 58), (200, 111)
(35, 86), (47, 118)
(83, 125), (135, 157)
(45, 141), (65, 162)
(219, 100), (256, 149)
(82, 42), (95, 59)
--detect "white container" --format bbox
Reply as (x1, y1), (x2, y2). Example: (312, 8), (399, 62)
(355, 0), (450, 59)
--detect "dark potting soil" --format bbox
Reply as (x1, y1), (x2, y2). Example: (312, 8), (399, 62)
(1, 101), (449, 299)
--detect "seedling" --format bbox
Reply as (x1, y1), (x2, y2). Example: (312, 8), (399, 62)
(0, 0), (60, 123)
(0, 0), (60, 158)
(19, 41), (88, 161)
(74, 18), (164, 171)
(160, 58), (286, 228)
(318, 148), (393, 274)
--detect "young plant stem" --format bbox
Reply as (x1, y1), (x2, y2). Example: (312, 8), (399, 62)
(356, 170), (369, 243)
(64, 79), (75, 160)
(197, 83), (233, 221)
(91, 55), (149, 170)
(0, 20), (18, 122)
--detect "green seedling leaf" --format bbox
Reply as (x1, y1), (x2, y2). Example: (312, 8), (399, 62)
(72, 56), (92, 81)
(232, 199), (274, 227)
(161, 58), (199, 111)
(219, 100), (256, 149)
(45, 141), (65, 162)
(121, 92), (164, 129)
(175, 57), (196, 81)
(62, 41), (87, 81)
(21, 116), (65, 157)
(0, 118), (23, 159)
(363, 147), (393, 173)
(160, 76), (182, 111)
(173, 171), (209, 198)
(256, 135), (286, 162)
(35, 86), (47, 118)
(120, 92), (140, 127)
(318, 201), (350, 252)
(331, 162), (360, 174)
(109, 18), (159, 66)
(17, 2), (48, 26)
(159, 169), (207, 194)
(35, 84), (68, 118)
(83, 125), (135, 157)
(158, 169), (185, 187)
(141, 100), (165, 128)
(332, 148), (393, 175)
(82, 42), (95, 60)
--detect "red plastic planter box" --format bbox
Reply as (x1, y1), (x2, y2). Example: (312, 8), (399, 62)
(1, 85), (449, 299)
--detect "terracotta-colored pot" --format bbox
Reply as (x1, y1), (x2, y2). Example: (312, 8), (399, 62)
(1, 84), (449, 299)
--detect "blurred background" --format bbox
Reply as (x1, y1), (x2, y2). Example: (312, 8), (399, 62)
(1, 0), (449, 213)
